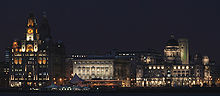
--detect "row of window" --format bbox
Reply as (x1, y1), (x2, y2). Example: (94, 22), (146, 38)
(148, 66), (165, 69)
(173, 66), (190, 69)
(78, 69), (109, 72)
(13, 72), (48, 76)
(12, 78), (49, 81)
(74, 61), (113, 64)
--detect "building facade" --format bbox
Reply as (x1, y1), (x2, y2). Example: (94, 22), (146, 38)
(65, 35), (215, 88)
(136, 35), (213, 87)
(72, 59), (114, 80)
(9, 13), (50, 88)
(8, 13), (67, 88)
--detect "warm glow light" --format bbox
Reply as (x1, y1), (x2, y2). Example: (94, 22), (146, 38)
(38, 57), (42, 64)
(43, 57), (46, 64)
(157, 66), (160, 69)
(59, 78), (62, 82)
(19, 49), (22, 52)
(26, 44), (33, 52)
(13, 42), (18, 48)
(28, 19), (34, 26)
(27, 28), (33, 34)
(19, 57), (22, 64)
(14, 58), (18, 64)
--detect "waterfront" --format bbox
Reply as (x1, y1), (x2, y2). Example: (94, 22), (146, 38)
(0, 87), (220, 96)
(0, 92), (219, 96)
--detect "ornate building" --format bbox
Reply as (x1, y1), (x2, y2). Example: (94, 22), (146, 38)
(9, 13), (50, 88)
(135, 35), (213, 87)
(72, 59), (114, 80)
(8, 13), (67, 88)
(164, 34), (181, 64)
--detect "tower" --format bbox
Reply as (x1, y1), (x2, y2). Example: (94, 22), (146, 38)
(178, 38), (189, 64)
(9, 13), (49, 88)
(164, 35), (181, 63)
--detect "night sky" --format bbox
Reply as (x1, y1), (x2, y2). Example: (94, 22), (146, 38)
(0, 0), (219, 63)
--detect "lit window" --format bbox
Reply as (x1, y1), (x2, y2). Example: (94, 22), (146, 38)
(182, 66), (185, 69)
(26, 44), (33, 52)
(157, 66), (160, 69)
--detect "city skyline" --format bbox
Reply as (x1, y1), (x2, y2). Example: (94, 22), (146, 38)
(0, 3), (220, 92)
(0, 0), (219, 64)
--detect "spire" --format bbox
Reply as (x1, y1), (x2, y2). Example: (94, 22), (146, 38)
(42, 11), (47, 18)
(42, 11), (49, 23)
(39, 12), (51, 41)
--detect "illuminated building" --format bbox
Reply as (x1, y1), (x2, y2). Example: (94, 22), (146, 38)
(9, 13), (50, 88)
(8, 13), (66, 88)
(178, 38), (189, 64)
(114, 49), (163, 87)
(65, 34), (215, 88)
(136, 35), (213, 87)
(72, 59), (114, 80)
(164, 34), (181, 64)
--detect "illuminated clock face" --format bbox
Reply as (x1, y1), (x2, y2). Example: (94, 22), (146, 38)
(27, 28), (33, 34)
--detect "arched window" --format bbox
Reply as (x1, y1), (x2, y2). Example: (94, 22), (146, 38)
(38, 57), (42, 64)
(14, 57), (18, 64)
(43, 57), (46, 64)
(26, 44), (33, 52)
(13, 42), (18, 48)
(19, 57), (22, 64)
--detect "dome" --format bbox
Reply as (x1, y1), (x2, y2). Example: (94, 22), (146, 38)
(166, 34), (179, 46)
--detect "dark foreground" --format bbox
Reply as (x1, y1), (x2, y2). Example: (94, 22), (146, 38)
(0, 88), (220, 96)
(0, 93), (219, 96)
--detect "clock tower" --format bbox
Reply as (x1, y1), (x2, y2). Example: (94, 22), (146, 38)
(9, 13), (49, 88)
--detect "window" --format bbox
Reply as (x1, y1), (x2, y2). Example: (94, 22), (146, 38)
(26, 44), (33, 52)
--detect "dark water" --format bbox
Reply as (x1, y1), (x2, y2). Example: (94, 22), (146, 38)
(0, 93), (219, 96)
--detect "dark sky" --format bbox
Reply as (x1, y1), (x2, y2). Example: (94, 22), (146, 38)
(0, 0), (220, 63)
